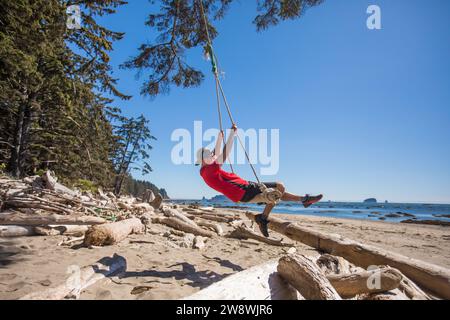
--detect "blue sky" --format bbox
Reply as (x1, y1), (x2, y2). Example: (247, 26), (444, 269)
(97, 0), (450, 203)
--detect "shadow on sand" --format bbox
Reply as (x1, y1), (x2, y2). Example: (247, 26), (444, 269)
(120, 262), (235, 289)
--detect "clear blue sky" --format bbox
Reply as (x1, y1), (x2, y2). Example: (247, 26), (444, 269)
(97, 0), (450, 203)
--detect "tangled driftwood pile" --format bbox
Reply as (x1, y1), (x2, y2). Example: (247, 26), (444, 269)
(1, 172), (450, 300)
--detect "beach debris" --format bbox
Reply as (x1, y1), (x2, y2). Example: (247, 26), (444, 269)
(179, 233), (195, 248)
(195, 219), (224, 236)
(0, 225), (36, 237)
(245, 211), (450, 299)
(151, 216), (215, 238)
(83, 218), (144, 246)
(228, 223), (289, 247)
(316, 254), (353, 275)
(34, 225), (89, 237)
(278, 254), (342, 300)
(0, 211), (106, 226)
(193, 236), (207, 250)
(162, 206), (198, 228)
(20, 254), (127, 300)
(326, 266), (402, 298)
(57, 236), (85, 247)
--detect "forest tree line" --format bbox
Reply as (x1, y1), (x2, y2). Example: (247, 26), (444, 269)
(0, 0), (163, 197)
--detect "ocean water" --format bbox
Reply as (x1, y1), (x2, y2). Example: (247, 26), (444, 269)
(172, 200), (450, 224)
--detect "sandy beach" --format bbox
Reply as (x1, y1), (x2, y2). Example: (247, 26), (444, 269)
(1, 207), (448, 300)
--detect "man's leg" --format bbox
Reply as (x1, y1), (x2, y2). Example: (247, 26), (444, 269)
(274, 182), (304, 202)
(275, 182), (323, 208)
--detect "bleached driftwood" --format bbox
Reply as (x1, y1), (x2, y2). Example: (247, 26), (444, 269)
(42, 171), (77, 196)
(228, 224), (288, 247)
(151, 216), (215, 238)
(316, 254), (352, 275)
(185, 213), (234, 223)
(20, 254), (126, 300)
(34, 225), (89, 237)
(359, 288), (409, 300)
(142, 189), (155, 203)
(0, 212), (106, 226)
(245, 211), (450, 299)
(162, 207), (198, 228)
(327, 267), (402, 298)
(193, 236), (206, 250)
(278, 254), (342, 300)
(58, 236), (85, 247)
(0, 225), (36, 237)
(183, 261), (301, 300)
(398, 273), (432, 300)
(149, 193), (163, 210)
(83, 218), (144, 246)
(195, 219), (224, 236)
(117, 202), (133, 211)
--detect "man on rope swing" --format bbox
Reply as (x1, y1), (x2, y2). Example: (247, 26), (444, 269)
(196, 125), (323, 237)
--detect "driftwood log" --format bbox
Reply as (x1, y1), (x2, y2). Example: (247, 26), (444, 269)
(162, 207), (198, 228)
(246, 211), (450, 299)
(195, 219), (224, 236)
(20, 254), (126, 300)
(34, 225), (89, 237)
(398, 273), (432, 300)
(278, 254), (342, 300)
(327, 267), (402, 298)
(228, 224), (288, 247)
(0, 225), (36, 237)
(0, 212), (106, 226)
(183, 261), (301, 300)
(42, 171), (78, 196)
(83, 218), (144, 246)
(152, 216), (215, 238)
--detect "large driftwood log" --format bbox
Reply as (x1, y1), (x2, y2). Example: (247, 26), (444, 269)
(34, 225), (89, 237)
(0, 212), (106, 226)
(83, 218), (144, 246)
(152, 216), (215, 238)
(228, 224), (288, 247)
(327, 267), (402, 298)
(183, 260), (301, 300)
(0, 225), (36, 237)
(398, 273), (432, 300)
(278, 254), (342, 300)
(245, 211), (450, 299)
(20, 254), (126, 300)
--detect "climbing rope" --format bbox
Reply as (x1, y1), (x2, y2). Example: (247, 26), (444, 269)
(198, 0), (261, 184)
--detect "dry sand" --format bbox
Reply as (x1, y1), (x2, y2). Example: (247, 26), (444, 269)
(0, 208), (449, 300)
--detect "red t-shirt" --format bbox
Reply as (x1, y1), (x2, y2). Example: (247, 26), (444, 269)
(200, 162), (249, 203)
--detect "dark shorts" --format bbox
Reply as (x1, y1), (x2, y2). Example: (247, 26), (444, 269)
(240, 182), (278, 203)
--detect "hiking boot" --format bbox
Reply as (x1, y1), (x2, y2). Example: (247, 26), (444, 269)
(302, 194), (323, 208)
(255, 214), (270, 238)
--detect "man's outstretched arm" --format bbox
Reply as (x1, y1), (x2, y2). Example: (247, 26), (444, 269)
(217, 125), (238, 164)
(214, 130), (224, 158)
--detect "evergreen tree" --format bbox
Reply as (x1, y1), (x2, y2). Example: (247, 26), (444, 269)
(112, 115), (156, 195)
(122, 0), (323, 97)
